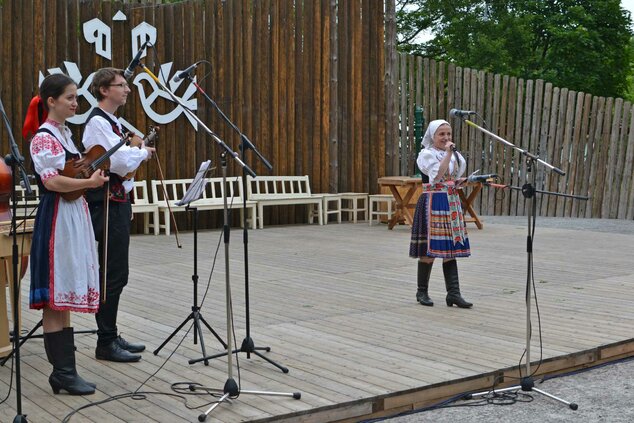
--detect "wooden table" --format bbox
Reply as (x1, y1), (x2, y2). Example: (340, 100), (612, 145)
(377, 176), (484, 230)
(458, 182), (484, 229)
(377, 176), (421, 229)
(0, 220), (33, 357)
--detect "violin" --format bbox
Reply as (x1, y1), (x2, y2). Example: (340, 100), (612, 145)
(60, 127), (159, 201)
(59, 132), (132, 201)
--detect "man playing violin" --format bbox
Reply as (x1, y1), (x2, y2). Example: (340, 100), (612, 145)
(82, 67), (155, 363)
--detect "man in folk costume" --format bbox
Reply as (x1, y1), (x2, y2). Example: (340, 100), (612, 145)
(82, 68), (155, 362)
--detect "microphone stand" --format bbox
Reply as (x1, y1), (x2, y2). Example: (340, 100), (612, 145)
(184, 76), (288, 373)
(134, 64), (299, 420)
(0, 96), (31, 423)
(456, 117), (581, 410)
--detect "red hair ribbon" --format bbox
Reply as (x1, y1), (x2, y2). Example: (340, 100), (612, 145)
(22, 96), (47, 141)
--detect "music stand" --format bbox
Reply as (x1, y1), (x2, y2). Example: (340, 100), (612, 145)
(135, 61), (299, 422)
(152, 160), (227, 364)
(456, 117), (580, 410)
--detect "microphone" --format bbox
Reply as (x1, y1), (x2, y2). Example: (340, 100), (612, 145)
(467, 173), (497, 184)
(174, 62), (199, 83)
(449, 108), (477, 119)
(124, 40), (150, 80)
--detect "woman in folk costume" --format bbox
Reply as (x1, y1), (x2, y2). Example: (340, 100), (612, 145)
(409, 119), (473, 308)
(25, 73), (109, 395)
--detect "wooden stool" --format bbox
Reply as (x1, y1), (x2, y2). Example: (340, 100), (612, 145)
(319, 194), (342, 224)
(339, 193), (368, 223)
(369, 194), (394, 226)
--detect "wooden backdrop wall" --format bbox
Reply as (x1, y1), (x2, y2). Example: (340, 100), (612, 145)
(390, 54), (634, 220)
(0, 0), (387, 231)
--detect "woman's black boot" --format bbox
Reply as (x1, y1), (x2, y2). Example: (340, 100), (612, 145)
(416, 261), (434, 306)
(443, 259), (473, 308)
(44, 330), (96, 395)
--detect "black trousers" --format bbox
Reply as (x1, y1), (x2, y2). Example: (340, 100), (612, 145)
(88, 200), (132, 346)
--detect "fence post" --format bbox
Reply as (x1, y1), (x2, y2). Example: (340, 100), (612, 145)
(414, 105), (424, 176)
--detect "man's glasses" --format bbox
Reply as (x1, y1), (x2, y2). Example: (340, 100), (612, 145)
(109, 83), (129, 88)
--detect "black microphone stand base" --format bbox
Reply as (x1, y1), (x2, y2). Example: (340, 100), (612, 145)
(467, 376), (578, 410)
(188, 335), (288, 373)
(13, 415), (27, 423)
(1, 320), (97, 367)
(153, 306), (227, 366)
(194, 377), (301, 422)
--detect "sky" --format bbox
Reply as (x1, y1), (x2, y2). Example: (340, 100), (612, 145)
(623, 0), (634, 20)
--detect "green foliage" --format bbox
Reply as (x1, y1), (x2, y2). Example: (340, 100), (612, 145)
(397, 0), (634, 99)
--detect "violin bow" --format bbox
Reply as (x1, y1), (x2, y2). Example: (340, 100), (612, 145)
(153, 153), (182, 248)
(101, 180), (110, 303)
(143, 127), (181, 248)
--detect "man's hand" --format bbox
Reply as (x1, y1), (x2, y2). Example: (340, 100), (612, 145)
(142, 144), (156, 160)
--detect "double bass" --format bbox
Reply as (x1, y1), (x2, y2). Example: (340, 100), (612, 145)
(0, 158), (32, 358)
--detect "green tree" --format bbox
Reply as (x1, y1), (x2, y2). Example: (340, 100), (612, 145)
(397, 0), (634, 99)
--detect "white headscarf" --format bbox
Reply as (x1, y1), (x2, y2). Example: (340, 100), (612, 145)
(422, 119), (450, 149)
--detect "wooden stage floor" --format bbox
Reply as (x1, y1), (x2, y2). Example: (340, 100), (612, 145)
(1, 217), (633, 422)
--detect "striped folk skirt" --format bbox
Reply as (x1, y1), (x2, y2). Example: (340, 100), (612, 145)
(409, 189), (471, 259)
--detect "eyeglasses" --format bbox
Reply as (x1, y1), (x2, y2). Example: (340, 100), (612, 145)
(109, 83), (129, 88)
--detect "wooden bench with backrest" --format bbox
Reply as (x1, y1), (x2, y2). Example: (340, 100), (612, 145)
(151, 177), (257, 235)
(246, 175), (324, 229)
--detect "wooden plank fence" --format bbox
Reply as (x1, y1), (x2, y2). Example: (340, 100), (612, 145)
(1, 0), (631, 225)
(390, 53), (634, 219)
(0, 0), (387, 231)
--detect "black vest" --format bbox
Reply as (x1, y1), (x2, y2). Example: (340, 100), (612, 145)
(84, 108), (130, 203)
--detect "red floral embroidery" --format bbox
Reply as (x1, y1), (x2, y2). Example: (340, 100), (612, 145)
(31, 132), (64, 156)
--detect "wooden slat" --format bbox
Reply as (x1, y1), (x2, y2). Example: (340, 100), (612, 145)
(604, 98), (624, 218)
(592, 97), (613, 217)
(583, 97), (603, 218)
(612, 101), (631, 218)
(520, 79), (533, 216)
(566, 92), (586, 217)
(620, 108), (634, 219)
(555, 90), (576, 216)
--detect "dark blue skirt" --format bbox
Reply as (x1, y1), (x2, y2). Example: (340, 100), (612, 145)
(29, 192), (57, 309)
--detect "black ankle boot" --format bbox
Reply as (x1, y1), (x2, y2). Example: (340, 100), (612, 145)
(416, 261), (434, 306)
(44, 330), (95, 395)
(443, 260), (473, 309)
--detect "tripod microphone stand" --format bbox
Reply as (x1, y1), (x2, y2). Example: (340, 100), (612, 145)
(131, 59), (299, 420)
(183, 73), (287, 373)
(457, 118), (581, 410)
(193, 153), (300, 422)
(153, 161), (227, 363)
(0, 95), (31, 422)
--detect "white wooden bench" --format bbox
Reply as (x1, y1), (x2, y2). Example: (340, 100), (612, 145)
(151, 177), (257, 235)
(131, 180), (160, 235)
(246, 175), (324, 229)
